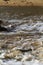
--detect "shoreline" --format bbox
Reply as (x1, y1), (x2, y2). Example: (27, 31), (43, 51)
(0, 6), (43, 15)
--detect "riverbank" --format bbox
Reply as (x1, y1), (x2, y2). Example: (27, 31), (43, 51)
(0, 0), (43, 6)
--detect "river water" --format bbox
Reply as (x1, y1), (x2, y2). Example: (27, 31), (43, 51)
(0, 6), (43, 65)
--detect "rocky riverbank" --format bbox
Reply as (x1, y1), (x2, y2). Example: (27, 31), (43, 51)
(0, 6), (43, 65)
(0, 16), (43, 65)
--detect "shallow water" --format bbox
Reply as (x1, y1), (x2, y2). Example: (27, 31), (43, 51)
(0, 6), (43, 65)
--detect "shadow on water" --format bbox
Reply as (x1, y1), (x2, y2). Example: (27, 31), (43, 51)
(0, 6), (43, 19)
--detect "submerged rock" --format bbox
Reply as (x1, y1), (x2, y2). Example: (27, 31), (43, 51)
(31, 40), (42, 49)
(4, 49), (22, 59)
(21, 54), (32, 61)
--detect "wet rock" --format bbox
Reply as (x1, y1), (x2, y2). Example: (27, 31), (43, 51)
(0, 40), (6, 49)
(15, 55), (22, 61)
(0, 20), (15, 32)
(0, 20), (8, 31)
(0, 25), (9, 32)
(21, 54), (32, 61)
(36, 47), (43, 62)
(0, 53), (5, 59)
(4, 49), (22, 59)
(0, 60), (4, 65)
(1, 41), (15, 49)
(31, 40), (42, 49)
(22, 42), (31, 49)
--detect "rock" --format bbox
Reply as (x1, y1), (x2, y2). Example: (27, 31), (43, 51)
(31, 40), (42, 49)
(20, 40), (32, 51)
(15, 55), (22, 61)
(4, 49), (22, 59)
(0, 19), (15, 32)
(36, 47), (43, 62)
(1, 41), (15, 49)
(0, 25), (9, 32)
(0, 60), (4, 65)
(21, 54), (32, 61)
(0, 53), (5, 59)
(0, 40), (6, 49)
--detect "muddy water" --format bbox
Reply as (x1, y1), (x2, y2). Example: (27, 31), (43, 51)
(0, 6), (43, 65)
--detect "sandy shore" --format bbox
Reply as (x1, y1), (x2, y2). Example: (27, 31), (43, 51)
(0, 0), (43, 6)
